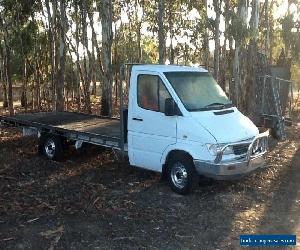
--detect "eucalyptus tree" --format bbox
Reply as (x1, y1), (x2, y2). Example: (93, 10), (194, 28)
(265, 0), (270, 57)
(246, 0), (260, 118)
(45, 0), (56, 109)
(68, 0), (84, 108)
(80, 0), (92, 113)
(53, 0), (67, 111)
(0, 5), (14, 114)
(231, 0), (249, 107)
(158, 0), (165, 64)
(186, 0), (210, 67)
(219, 0), (235, 92)
(0, 0), (37, 114)
(202, 0), (210, 68)
(213, 0), (221, 82)
(100, 0), (113, 116)
(87, 2), (97, 96)
(0, 42), (8, 108)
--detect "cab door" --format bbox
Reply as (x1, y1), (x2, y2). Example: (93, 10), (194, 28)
(128, 72), (177, 172)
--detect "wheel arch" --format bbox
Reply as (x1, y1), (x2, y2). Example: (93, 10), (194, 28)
(160, 143), (212, 174)
(161, 148), (195, 176)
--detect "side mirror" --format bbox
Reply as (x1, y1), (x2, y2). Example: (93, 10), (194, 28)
(165, 98), (178, 116)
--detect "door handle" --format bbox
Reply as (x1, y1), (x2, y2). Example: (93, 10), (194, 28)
(132, 117), (143, 121)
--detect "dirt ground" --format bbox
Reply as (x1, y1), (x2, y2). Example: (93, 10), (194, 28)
(0, 111), (300, 249)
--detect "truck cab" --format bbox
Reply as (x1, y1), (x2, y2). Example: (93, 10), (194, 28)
(126, 65), (268, 194)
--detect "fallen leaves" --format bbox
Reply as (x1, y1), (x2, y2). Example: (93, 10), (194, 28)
(40, 225), (64, 239)
(0, 121), (299, 249)
(40, 226), (64, 250)
(27, 218), (39, 223)
(0, 237), (14, 242)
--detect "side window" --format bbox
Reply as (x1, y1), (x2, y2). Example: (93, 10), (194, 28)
(138, 75), (159, 111)
(137, 75), (171, 112)
(158, 78), (171, 112)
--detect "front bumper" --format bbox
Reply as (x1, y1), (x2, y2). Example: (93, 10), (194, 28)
(194, 155), (267, 180)
(194, 131), (269, 180)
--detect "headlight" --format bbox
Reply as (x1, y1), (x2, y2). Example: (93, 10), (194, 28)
(252, 140), (260, 154)
(252, 138), (267, 154)
(206, 144), (234, 156)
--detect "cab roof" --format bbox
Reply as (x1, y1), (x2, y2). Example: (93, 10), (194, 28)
(131, 64), (208, 73)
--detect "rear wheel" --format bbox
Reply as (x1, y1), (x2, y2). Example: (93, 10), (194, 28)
(42, 135), (63, 161)
(167, 153), (198, 195)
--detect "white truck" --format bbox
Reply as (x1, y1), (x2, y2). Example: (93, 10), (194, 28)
(0, 64), (269, 194)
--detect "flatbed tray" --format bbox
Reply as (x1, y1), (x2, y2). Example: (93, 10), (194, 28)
(0, 112), (122, 148)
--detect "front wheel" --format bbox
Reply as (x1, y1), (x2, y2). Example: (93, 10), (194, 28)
(167, 154), (198, 195)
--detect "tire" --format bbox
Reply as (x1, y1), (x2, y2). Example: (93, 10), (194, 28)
(167, 153), (198, 195)
(42, 135), (63, 161)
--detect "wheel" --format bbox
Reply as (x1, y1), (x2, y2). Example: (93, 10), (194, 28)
(42, 135), (63, 161)
(167, 153), (198, 195)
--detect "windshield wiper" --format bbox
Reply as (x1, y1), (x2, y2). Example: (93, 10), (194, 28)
(189, 102), (233, 111)
(189, 103), (234, 112)
(204, 102), (226, 108)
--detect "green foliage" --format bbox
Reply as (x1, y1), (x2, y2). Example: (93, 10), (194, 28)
(279, 13), (300, 61)
(228, 15), (250, 45)
(280, 14), (294, 51)
(0, 0), (300, 109)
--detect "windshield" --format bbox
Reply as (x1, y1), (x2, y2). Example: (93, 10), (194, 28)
(164, 71), (232, 111)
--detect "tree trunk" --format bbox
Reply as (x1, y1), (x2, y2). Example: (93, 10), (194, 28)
(74, 2), (83, 109)
(203, 0), (209, 69)
(168, 1), (174, 64)
(5, 43), (13, 115)
(233, 46), (240, 104)
(37, 60), (42, 109)
(33, 62), (38, 109)
(221, 0), (231, 92)
(135, 0), (143, 63)
(137, 22), (142, 62)
(21, 59), (28, 111)
(113, 24), (118, 106)
(2, 80), (8, 108)
(250, 0), (259, 41)
(87, 6), (97, 96)
(158, 0), (165, 64)
(233, 0), (248, 107)
(65, 31), (84, 110)
(81, 0), (92, 114)
(1, 16), (13, 114)
(213, 0), (220, 82)
(45, 0), (55, 110)
(53, 1), (60, 109)
(16, 8), (28, 110)
(32, 21), (41, 111)
(228, 36), (234, 98)
(100, 0), (113, 116)
(56, 0), (66, 112)
(88, 9), (104, 89)
(91, 43), (97, 96)
(0, 44), (8, 108)
(246, 0), (260, 120)
(265, 0), (270, 59)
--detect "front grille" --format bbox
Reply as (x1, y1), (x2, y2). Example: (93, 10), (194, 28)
(233, 144), (250, 155)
